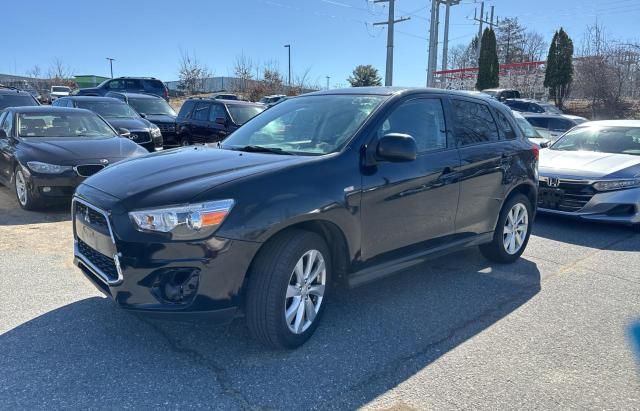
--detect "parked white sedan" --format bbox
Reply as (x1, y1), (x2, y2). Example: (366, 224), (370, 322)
(538, 120), (640, 228)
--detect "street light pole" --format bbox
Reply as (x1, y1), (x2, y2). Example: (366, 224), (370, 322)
(106, 57), (115, 78)
(284, 45), (291, 88)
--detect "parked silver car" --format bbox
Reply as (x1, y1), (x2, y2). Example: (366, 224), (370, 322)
(538, 120), (640, 228)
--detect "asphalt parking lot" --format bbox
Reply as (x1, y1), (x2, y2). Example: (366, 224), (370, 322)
(0, 185), (638, 410)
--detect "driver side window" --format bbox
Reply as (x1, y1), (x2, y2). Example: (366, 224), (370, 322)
(1, 112), (13, 137)
(378, 98), (447, 153)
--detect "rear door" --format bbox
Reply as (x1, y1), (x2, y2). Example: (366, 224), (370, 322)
(0, 111), (15, 184)
(207, 103), (230, 142)
(450, 97), (510, 234)
(190, 102), (211, 143)
(360, 96), (460, 259)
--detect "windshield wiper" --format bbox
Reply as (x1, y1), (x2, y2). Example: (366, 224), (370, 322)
(233, 145), (294, 155)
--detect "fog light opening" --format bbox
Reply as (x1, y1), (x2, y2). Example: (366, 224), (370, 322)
(153, 269), (200, 304)
(42, 186), (51, 193)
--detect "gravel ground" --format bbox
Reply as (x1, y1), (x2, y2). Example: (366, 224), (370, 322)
(0, 184), (638, 410)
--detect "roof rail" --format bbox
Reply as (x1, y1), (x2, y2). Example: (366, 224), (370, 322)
(117, 76), (157, 80)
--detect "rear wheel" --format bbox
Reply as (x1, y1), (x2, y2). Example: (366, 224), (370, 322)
(246, 230), (330, 349)
(480, 193), (532, 263)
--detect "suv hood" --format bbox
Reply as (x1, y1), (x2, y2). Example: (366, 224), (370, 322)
(144, 114), (176, 124)
(540, 149), (640, 179)
(82, 146), (311, 208)
(18, 137), (145, 166)
(104, 117), (151, 131)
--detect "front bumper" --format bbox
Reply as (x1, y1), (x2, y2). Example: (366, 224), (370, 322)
(538, 186), (640, 225)
(71, 194), (262, 321)
(28, 170), (85, 200)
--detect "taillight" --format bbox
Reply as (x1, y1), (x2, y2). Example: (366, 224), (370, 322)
(164, 88), (169, 99)
(531, 145), (539, 160)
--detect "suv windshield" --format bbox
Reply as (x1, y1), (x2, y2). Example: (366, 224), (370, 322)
(128, 98), (176, 116)
(0, 94), (38, 110)
(222, 95), (385, 155)
(17, 111), (116, 138)
(76, 101), (138, 118)
(551, 126), (640, 156)
(227, 105), (265, 125)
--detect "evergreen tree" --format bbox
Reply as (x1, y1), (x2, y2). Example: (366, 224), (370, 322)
(347, 65), (383, 87)
(544, 28), (574, 109)
(476, 28), (499, 90)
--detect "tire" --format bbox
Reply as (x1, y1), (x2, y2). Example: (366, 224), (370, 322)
(480, 193), (532, 263)
(246, 229), (331, 349)
(14, 167), (41, 210)
(180, 135), (192, 146)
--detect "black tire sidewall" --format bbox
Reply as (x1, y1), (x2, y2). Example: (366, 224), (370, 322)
(247, 230), (331, 349)
(485, 194), (533, 263)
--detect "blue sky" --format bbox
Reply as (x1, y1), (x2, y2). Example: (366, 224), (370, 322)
(2, 0), (639, 87)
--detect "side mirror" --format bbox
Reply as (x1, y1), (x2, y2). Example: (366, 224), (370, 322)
(376, 133), (417, 162)
(139, 113), (147, 118)
(539, 141), (549, 148)
(215, 117), (226, 125)
(118, 128), (131, 138)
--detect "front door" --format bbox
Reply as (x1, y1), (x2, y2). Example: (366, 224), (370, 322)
(360, 96), (460, 261)
(0, 112), (15, 184)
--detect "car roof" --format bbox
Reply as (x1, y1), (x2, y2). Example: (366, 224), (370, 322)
(108, 92), (160, 99)
(9, 106), (94, 114)
(579, 120), (640, 128)
(63, 96), (124, 103)
(521, 113), (568, 119)
(0, 87), (35, 96)
(186, 97), (262, 106)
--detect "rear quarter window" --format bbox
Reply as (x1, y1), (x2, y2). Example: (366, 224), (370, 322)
(494, 110), (517, 140)
(143, 80), (164, 90)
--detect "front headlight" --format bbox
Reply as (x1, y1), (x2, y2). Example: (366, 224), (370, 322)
(129, 199), (234, 240)
(27, 161), (73, 174)
(593, 178), (640, 191)
(150, 126), (162, 138)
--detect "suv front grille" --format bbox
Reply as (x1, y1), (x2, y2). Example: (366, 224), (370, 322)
(128, 131), (151, 143)
(75, 164), (105, 177)
(77, 239), (119, 282)
(539, 179), (595, 212)
(157, 123), (175, 133)
(75, 201), (109, 230)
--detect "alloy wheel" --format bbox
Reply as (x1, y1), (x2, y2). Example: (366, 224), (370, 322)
(15, 170), (28, 206)
(503, 202), (528, 255)
(285, 249), (326, 334)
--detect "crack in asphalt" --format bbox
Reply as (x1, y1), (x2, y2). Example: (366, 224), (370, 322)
(136, 317), (259, 410)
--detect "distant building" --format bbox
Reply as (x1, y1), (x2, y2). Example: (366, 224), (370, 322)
(74, 75), (110, 88)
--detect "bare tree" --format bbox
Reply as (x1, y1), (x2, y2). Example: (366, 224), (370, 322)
(26, 65), (42, 79)
(48, 58), (73, 80)
(522, 31), (547, 62)
(177, 49), (212, 95)
(231, 53), (254, 96)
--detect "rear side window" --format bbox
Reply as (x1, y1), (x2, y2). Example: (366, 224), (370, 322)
(143, 80), (164, 91)
(378, 98), (447, 153)
(549, 118), (574, 131)
(123, 79), (143, 90)
(494, 110), (517, 140)
(193, 102), (210, 121)
(527, 117), (549, 128)
(451, 99), (500, 145)
(528, 103), (545, 113)
(208, 104), (226, 122)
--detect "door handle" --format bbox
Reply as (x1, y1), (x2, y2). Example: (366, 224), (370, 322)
(441, 166), (453, 175)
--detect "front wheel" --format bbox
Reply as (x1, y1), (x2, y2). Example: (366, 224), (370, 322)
(14, 167), (40, 210)
(180, 135), (192, 146)
(246, 230), (330, 349)
(480, 193), (532, 263)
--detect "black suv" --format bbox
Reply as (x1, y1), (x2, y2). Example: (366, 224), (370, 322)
(0, 86), (40, 110)
(74, 77), (169, 101)
(176, 98), (264, 145)
(72, 87), (538, 349)
(106, 92), (179, 146)
(53, 96), (163, 151)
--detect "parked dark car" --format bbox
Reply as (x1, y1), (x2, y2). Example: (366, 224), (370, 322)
(106, 92), (178, 146)
(481, 88), (521, 101)
(53, 96), (163, 151)
(72, 87), (538, 348)
(74, 77), (169, 101)
(176, 98), (265, 145)
(0, 86), (40, 110)
(0, 106), (147, 210)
